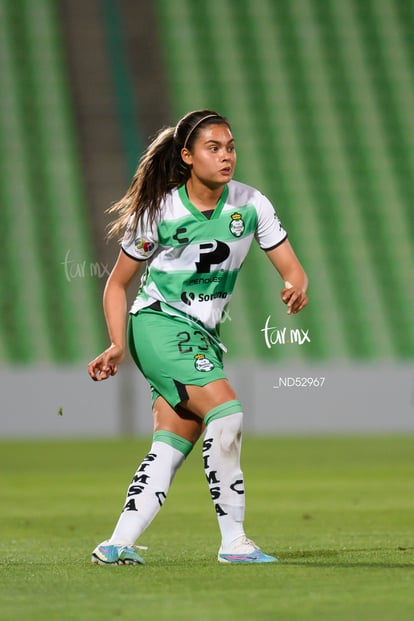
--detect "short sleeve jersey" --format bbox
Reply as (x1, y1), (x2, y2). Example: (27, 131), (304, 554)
(122, 180), (287, 332)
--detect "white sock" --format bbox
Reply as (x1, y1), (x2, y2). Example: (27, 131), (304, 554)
(109, 437), (189, 545)
(202, 412), (246, 549)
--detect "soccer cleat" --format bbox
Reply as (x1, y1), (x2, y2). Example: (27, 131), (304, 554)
(218, 536), (278, 564)
(91, 540), (146, 566)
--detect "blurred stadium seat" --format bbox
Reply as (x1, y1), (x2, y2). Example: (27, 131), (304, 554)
(1, 0), (413, 364)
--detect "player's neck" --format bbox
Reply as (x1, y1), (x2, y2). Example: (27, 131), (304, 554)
(185, 179), (226, 212)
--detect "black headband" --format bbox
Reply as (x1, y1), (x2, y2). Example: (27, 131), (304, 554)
(182, 114), (222, 149)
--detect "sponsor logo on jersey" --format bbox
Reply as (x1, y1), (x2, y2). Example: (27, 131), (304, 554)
(229, 212), (245, 237)
(196, 240), (230, 273)
(135, 238), (154, 255)
(194, 353), (215, 372)
(181, 291), (228, 306)
(198, 292), (228, 301)
(188, 275), (223, 285)
(181, 291), (195, 306)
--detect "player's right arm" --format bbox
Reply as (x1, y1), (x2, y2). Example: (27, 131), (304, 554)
(88, 250), (144, 381)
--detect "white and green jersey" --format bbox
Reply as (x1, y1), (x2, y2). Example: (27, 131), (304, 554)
(122, 180), (287, 336)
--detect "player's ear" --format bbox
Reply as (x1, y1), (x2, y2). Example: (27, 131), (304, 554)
(181, 147), (192, 166)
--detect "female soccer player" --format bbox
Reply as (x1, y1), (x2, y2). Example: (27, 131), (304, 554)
(88, 109), (308, 565)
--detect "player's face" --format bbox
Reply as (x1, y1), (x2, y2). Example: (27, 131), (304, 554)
(182, 124), (236, 188)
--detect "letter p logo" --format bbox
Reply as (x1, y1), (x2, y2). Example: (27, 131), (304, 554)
(195, 240), (230, 273)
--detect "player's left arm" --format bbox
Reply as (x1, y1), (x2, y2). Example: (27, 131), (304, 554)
(265, 239), (309, 315)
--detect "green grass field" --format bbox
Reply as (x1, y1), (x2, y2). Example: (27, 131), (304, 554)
(0, 436), (413, 621)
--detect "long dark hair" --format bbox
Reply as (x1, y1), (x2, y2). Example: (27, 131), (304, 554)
(107, 109), (231, 239)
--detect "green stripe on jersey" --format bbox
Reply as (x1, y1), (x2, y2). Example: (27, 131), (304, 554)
(148, 267), (239, 301)
(157, 203), (258, 247)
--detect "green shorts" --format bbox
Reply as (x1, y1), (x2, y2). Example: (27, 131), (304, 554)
(127, 307), (227, 408)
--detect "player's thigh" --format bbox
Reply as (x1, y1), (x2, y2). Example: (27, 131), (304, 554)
(153, 396), (204, 443)
(182, 379), (239, 419)
(152, 381), (239, 441)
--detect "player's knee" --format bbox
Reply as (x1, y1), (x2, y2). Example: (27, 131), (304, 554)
(219, 412), (243, 453)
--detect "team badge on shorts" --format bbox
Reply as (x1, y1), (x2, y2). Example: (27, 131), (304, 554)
(194, 353), (215, 372)
(229, 212), (245, 237)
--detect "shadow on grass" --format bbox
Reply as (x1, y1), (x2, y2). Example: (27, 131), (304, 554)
(280, 547), (414, 569)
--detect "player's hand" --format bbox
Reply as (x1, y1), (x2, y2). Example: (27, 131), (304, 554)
(281, 283), (308, 315)
(88, 343), (125, 381)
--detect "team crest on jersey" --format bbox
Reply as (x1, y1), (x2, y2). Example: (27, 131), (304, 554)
(229, 212), (245, 237)
(135, 238), (154, 256)
(194, 353), (215, 372)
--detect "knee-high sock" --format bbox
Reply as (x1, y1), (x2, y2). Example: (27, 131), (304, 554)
(202, 410), (246, 548)
(109, 431), (192, 546)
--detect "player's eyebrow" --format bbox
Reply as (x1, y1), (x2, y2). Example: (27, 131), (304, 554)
(204, 138), (235, 146)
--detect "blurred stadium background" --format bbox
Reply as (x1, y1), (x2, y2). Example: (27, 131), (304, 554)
(1, 0), (413, 436)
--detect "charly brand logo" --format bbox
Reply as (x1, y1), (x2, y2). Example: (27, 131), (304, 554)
(261, 316), (311, 349)
(61, 249), (110, 283)
(229, 212), (245, 237)
(172, 227), (189, 244)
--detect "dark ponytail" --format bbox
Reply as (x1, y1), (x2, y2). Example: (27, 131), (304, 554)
(107, 110), (230, 239)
